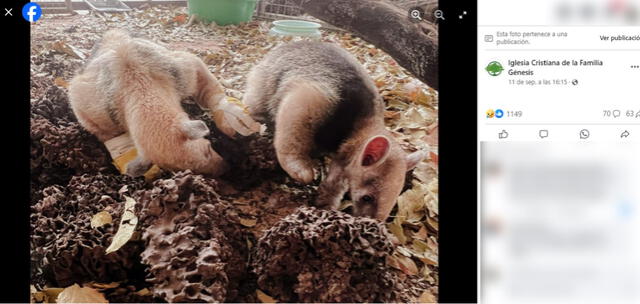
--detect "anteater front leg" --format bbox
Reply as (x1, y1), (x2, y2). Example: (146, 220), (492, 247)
(274, 82), (330, 184)
(191, 55), (227, 110)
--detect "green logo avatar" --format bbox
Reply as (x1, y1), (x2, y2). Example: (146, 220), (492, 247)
(485, 61), (504, 76)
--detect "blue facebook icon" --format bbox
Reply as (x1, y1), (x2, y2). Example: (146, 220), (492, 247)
(22, 2), (42, 22)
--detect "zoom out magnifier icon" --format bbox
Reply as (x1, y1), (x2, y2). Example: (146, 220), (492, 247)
(434, 9), (445, 20)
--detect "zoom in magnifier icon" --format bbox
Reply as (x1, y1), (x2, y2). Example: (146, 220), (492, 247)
(410, 9), (422, 20)
(434, 9), (445, 20)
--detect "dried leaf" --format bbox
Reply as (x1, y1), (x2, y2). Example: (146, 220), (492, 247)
(413, 224), (428, 240)
(43, 288), (64, 303)
(56, 284), (108, 303)
(89, 282), (119, 289)
(90, 211), (113, 229)
(388, 254), (418, 275)
(412, 239), (429, 253)
(422, 123), (438, 146)
(173, 14), (187, 24)
(32, 287), (64, 303)
(135, 288), (151, 296)
(256, 289), (277, 303)
(397, 246), (413, 257)
(388, 220), (407, 244)
(54, 77), (69, 88)
(429, 151), (439, 165)
(418, 290), (437, 303)
(239, 217), (257, 227)
(30, 285), (45, 303)
(105, 196), (137, 254)
(418, 253), (438, 266)
(426, 216), (439, 231)
(51, 41), (85, 60)
(384, 110), (401, 119)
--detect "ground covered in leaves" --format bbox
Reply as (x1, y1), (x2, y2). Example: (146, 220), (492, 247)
(30, 5), (438, 303)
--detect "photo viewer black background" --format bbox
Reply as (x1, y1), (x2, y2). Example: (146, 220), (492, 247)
(4, 0), (478, 301)
(2, 0), (31, 302)
(438, 0), (478, 303)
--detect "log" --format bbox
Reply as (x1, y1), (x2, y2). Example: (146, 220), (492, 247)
(301, 0), (439, 90)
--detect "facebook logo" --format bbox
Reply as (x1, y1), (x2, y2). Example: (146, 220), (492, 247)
(22, 2), (42, 22)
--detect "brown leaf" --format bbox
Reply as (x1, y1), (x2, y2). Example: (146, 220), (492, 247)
(173, 14), (187, 24)
(426, 216), (439, 231)
(429, 151), (438, 166)
(54, 77), (69, 88)
(57, 284), (108, 303)
(418, 290), (437, 303)
(413, 224), (428, 240)
(51, 41), (85, 60)
(239, 217), (257, 227)
(256, 289), (277, 303)
(90, 211), (113, 229)
(384, 110), (401, 119)
(422, 123), (438, 146)
(32, 287), (64, 303)
(89, 282), (120, 289)
(418, 254), (438, 266)
(391, 254), (419, 275)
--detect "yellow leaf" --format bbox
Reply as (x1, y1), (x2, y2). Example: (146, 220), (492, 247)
(412, 239), (430, 253)
(143, 165), (162, 182)
(135, 288), (151, 296)
(256, 289), (277, 303)
(105, 196), (137, 254)
(387, 221), (407, 245)
(90, 211), (113, 229)
(57, 284), (108, 303)
(40, 287), (65, 303)
(30, 285), (46, 303)
(111, 148), (138, 175)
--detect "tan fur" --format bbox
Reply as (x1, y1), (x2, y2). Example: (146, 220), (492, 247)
(68, 29), (228, 176)
(243, 41), (426, 220)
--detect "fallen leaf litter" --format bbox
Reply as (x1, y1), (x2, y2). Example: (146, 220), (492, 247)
(30, 5), (438, 302)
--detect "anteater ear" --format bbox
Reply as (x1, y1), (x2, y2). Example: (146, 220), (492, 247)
(361, 136), (390, 166)
(406, 151), (427, 171)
